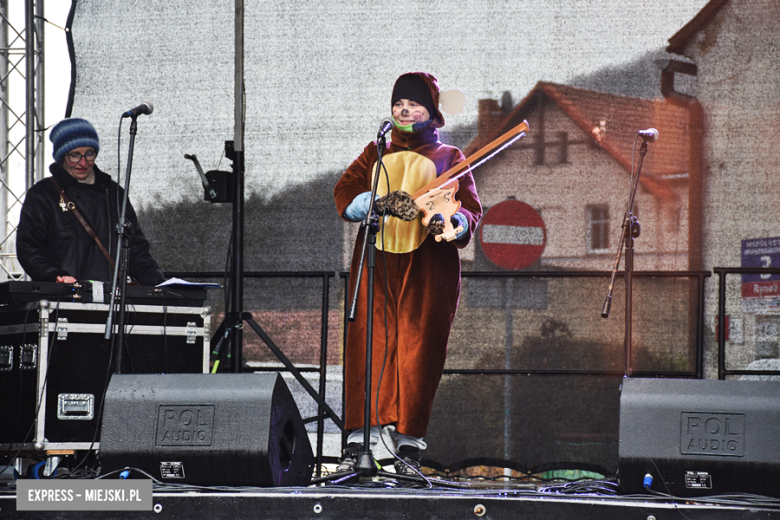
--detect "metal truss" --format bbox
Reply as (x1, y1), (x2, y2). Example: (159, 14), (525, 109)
(0, 0), (44, 281)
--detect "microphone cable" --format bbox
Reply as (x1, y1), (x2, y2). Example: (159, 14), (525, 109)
(371, 132), (433, 487)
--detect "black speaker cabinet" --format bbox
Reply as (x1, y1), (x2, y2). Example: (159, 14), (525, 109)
(100, 373), (314, 487)
(619, 378), (780, 498)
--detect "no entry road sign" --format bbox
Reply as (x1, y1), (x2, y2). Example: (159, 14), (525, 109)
(479, 200), (546, 270)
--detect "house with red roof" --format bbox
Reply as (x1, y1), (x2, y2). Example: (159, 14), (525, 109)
(462, 81), (698, 273)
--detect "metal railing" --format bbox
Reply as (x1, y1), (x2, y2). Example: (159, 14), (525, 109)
(714, 267), (780, 380)
(166, 269), (711, 470)
(448, 270), (710, 379)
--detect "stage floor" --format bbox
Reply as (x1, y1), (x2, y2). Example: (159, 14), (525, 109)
(3, 476), (780, 519)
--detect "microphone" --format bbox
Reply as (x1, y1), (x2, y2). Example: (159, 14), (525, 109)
(377, 118), (393, 139)
(638, 128), (659, 142)
(122, 101), (154, 118)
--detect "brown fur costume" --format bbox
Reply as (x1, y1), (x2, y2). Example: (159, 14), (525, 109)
(333, 72), (482, 438)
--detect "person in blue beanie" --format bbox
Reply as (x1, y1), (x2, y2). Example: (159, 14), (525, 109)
(16, 118), (164, 286)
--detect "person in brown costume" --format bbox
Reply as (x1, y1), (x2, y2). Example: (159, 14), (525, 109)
(333, 72), (482, 476)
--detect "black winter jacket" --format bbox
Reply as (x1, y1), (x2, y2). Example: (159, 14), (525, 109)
(17, 163), (164, 286)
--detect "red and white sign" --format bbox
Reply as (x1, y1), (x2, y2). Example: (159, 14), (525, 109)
(479, 200), (546, 270)
(742, 280), (780, 299)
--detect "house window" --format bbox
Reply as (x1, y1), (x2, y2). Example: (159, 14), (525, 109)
(588, 205), (610, 253)
(534, 138), (545, 166)
(556, 132), (569, 164)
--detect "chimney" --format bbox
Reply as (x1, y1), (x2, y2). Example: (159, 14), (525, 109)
(477, 99), (503, 147)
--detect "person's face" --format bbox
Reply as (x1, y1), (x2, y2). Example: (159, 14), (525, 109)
(61, 146), (97, 181)
(392, 99), (430, 127)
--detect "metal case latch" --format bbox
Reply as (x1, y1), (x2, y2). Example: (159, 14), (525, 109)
(0, 346), (12, 371)
(56, 318), (69, 341)
(20, 344), (37, 370)
(186, 322), (197, 344)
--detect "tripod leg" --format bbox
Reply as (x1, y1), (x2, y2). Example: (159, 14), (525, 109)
(243, 316), (345, 430)
(210, 314), (237, 373)
(210, 318), (227, 352)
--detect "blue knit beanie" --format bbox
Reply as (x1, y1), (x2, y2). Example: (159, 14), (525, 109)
(50, 118), (100, 163)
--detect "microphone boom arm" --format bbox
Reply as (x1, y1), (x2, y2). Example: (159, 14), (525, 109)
(185, 153), (218, 201)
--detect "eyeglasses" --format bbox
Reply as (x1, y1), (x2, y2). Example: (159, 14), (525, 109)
(65, 150), (97, 163)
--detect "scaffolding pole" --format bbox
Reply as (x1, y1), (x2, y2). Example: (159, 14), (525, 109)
(0, 0), (44, 281)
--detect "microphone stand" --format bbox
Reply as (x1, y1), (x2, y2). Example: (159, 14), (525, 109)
(601, 137), (651, 377)
(344, 129), (387, 478)
(192, 0), (346, 476)
(104, 116), (139, 373)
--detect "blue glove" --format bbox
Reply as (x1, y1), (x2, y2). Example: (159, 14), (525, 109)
(452, 212), (469, 240)
(343, 192), (376, 222)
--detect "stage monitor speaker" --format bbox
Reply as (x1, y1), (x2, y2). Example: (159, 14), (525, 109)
(619, 377), (780, 498)
(100, 373), (314, 487)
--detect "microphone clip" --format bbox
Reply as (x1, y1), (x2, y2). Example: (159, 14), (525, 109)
(122, 101), (154, 119)
(638, 128), (659, 143)
(377, 118), (394, 140)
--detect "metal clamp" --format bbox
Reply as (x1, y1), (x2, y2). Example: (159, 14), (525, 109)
(202, 307), (212, 338)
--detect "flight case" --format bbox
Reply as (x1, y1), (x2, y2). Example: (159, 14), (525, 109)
(0, 298), (211, 453)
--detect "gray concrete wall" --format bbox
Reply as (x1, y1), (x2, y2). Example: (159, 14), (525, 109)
(675, 0), (780, 378)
